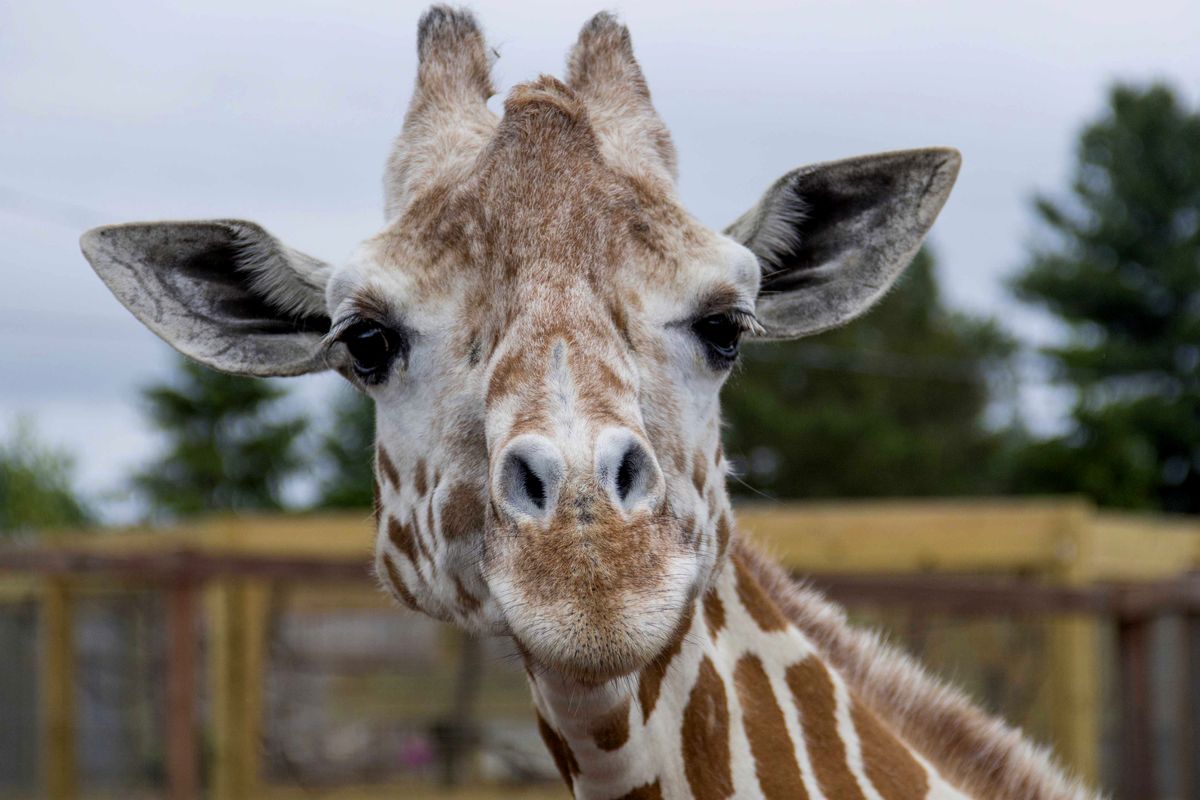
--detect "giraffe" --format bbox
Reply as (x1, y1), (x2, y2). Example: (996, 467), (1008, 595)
(80, 8), (1100, 799)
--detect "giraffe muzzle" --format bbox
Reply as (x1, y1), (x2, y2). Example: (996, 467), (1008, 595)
(493, 429), (664, 524)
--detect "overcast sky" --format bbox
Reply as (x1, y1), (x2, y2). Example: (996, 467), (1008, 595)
(2, 0), (1198, 520)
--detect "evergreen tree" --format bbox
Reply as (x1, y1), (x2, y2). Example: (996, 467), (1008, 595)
(132, 357), (309, 518)
(1010, 83), (1200, 513)
(314, 387), (376, 509)
(723, 247), (1015, 499)
(0, 418), (91, 535)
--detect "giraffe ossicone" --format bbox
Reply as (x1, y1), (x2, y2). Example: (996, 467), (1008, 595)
(81, 7), (1100, 799)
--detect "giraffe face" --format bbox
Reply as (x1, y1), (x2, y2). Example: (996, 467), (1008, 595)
(331, 86), (760, 679)
(81, 8), (959, 685)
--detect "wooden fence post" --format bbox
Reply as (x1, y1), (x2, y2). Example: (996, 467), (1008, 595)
(1116, 614), (1155, 800)
(208, 579), (268, 800)
(1183, 611), (1200, 800)
(40, 578), (76, 800)
(166, 580), (200, 800)
(435, 629), (483, 787)
(1045, 504), (1101, 787)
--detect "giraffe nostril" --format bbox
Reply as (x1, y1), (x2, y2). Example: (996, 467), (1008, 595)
(496, 435), (564, 521)
(516, 456), (546, 511)
(597, 429), (662, 512)
(615, 446), (640, 503)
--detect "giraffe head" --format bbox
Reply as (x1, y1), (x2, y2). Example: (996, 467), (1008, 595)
(82, 8), (959, 684)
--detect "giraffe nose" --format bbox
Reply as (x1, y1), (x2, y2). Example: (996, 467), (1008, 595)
(595, 428), (663, 514)
(496, 435), (566, 521)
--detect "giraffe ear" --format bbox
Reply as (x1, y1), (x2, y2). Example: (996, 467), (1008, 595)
(726, 148), (960, 339)
(80, 220), (333, 377)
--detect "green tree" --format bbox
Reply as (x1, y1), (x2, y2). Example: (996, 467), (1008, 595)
(0, 418), (91, 535)
(723, 247), (1015, 499)
(133, 357), (309, 518)
(314, 387), (376, 509)
(1009, 83), (1200, 513)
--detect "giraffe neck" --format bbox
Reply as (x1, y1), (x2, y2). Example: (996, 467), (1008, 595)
(528, 539), (975, 800)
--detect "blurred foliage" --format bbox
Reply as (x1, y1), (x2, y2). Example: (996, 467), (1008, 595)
(111, 84), (1198, 517)
(314, 387), (376, 509)
(1009, 83), (1200, 513)
(132, 357), (308, 519)
(0, 418), (91, 535)
(723, 248), (1016, 499)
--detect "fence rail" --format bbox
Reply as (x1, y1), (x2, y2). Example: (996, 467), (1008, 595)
(2, 498), (1199, 800)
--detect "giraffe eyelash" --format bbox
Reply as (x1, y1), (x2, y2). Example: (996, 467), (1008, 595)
(727, 309), (765, 337)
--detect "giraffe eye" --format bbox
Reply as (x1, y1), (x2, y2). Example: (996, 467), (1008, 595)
(342, 320), (403, 384)
(692, 313), (742, 367)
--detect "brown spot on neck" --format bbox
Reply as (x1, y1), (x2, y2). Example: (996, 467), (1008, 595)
(702, 586), (725, 639)
(591, 697), (631, 752)
(853, 701), (929, 800)
(734, 654), (808, 799)
(681, 656), (734, 800)
(786, 657), (867, 800)
(637, 604), (692, 723)
(613, 780), (663, 800)
(733, 553), (788, 632)
(537, 711), (580, 792)
(376, 446), (401, 489)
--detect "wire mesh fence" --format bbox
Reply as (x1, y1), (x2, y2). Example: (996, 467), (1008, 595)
(0, 584), (1192, 799)
(2, 501), (1199, 799)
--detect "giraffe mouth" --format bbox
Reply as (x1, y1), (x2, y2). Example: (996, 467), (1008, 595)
(485, 518), (700, 683)
(506, 588), (694, 684)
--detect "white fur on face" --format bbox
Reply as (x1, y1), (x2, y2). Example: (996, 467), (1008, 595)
(336, 224), (761, 673)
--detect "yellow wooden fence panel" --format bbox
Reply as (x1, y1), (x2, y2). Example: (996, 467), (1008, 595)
(40, 578), (76, 800)
(15, 499), (1200, 795)
(208, 578), (269, 800)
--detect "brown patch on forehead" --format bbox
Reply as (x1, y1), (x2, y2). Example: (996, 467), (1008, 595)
(786, 657), (866, 800)
(374, 65), (712, 309)
(473, 77), (625, 272)
(681, 655), (734, 800)
(591, 697), (631, 752)
(735, 654), (807, 799)
(852, 702), (929, 800)
(440, 483), (484, 541)
(734, 554), (788, 632)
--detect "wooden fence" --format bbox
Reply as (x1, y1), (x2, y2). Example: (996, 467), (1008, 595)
(1, 499), (1199, 799)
